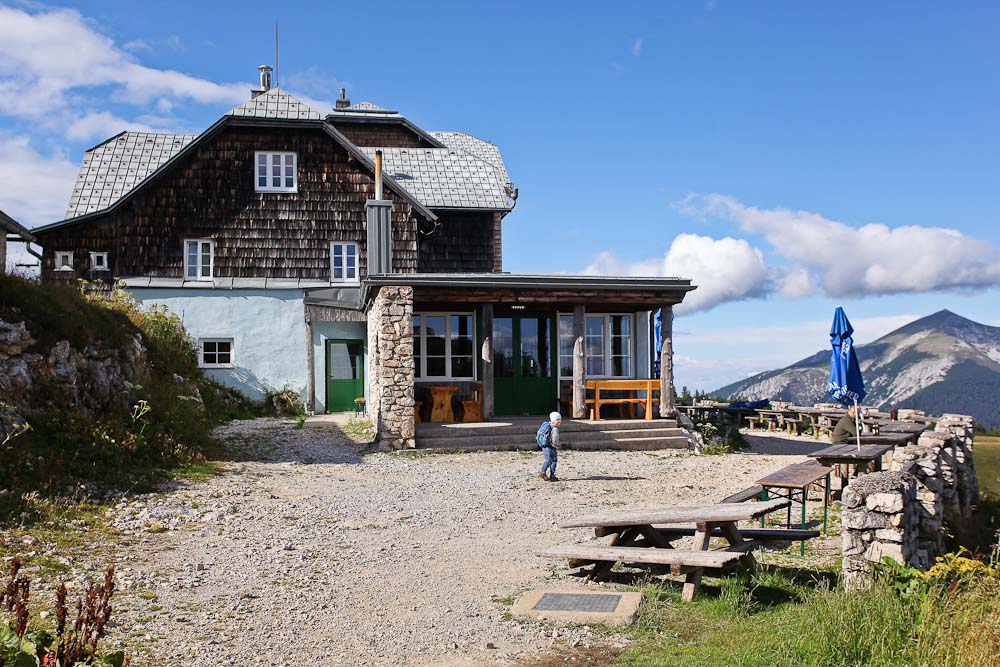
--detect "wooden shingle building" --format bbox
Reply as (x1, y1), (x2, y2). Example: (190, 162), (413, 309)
(31, 66), (695, 447)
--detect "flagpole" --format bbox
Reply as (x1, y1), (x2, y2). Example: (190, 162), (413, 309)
(854, 397), (861, 451)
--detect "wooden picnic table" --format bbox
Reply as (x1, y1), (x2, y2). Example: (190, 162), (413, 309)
(808, 444), (894, 487)
(589, 379), (659, 421)
(875, 422), (928, 435)
(427, 385), (458, 423)
(756, 461), (833, 554)
(543, 499), (798, 601)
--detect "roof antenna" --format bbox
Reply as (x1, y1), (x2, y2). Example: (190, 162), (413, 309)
(274, 20), (279, 88)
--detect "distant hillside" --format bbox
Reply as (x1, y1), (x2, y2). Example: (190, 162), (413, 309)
(715, 310), (1000, 428)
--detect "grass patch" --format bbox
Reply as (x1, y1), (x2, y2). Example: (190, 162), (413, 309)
(342, 418), (375, 440)
(169, 460), (222, 483)
(975, 436), (1000, 499)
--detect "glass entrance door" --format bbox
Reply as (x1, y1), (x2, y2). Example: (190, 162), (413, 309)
(493, 314), (558, 416)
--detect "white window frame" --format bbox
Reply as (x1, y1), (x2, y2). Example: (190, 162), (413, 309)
(199, 338), (234, 369)
(254, 151), (298, 193)
(89, 251), (109, 271)
(55, 251), (74, 271)
(413, 311), (476, 381)
(330, 242), (359, 284)
(184, 239), (214, 282)
(557, 312), (634, 379)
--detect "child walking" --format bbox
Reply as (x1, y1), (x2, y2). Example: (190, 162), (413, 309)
(536, 411), (562, 482)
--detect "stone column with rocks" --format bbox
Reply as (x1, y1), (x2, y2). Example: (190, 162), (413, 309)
(841, 471), (920, 589)
(367, 286), (415, 450)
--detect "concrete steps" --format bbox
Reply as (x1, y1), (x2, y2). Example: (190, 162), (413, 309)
(414, 418), (691, 452)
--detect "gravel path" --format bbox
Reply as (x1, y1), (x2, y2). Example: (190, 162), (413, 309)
(96, 420), (824, 666)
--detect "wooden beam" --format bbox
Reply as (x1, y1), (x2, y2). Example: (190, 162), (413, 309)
(306, 319), (316, 415)
(572, 304), (587, 419)
(481, 303), (494, 420)
(659, 305), (675, 418)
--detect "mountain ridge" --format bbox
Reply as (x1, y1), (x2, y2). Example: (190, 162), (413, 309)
(715, 310), (1000, 427)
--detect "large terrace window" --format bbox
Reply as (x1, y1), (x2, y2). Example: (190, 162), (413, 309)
(413, 313), (475, 380)
(558, 313), (633, 378)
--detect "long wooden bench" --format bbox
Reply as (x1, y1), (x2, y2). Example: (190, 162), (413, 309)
(719, 485), (763, 504)
(586, 379), (660, 421)
(540, 545), (744, 570)
(592, 525), (819, 542)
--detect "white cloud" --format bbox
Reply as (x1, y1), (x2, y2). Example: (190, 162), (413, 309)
(585, 194), (1000, 314)
(0, 5), (249, 132)
(64, 111), (164, 142)
(0, 133), (77, 226)
(631, 38), (643, 57)
(584, 233), (775, 314)
(677, 193), (1000, 297)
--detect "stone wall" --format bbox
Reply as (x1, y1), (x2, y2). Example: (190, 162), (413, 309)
(841, 414), (978, 588)
(367, 286), (415, 449)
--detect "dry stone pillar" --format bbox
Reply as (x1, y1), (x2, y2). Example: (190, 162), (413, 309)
(367, 286), (415, 449)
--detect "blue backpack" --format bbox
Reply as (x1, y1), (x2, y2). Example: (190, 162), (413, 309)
(536, 421), (553, 448)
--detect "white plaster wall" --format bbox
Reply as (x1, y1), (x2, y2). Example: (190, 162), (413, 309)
(130, 288), (308, 402)
(312, 321), (368, 413)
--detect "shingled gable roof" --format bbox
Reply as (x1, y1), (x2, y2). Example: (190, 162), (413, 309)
(33, 90), (437, 235)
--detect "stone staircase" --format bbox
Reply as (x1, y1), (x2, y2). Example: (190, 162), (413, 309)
(414, 417), (691, 452)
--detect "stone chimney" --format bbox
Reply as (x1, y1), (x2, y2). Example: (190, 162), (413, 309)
(335, 87), (351, 109)
(251, 65), (273, 98)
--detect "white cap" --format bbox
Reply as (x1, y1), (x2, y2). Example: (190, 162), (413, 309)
(549, 411), (562, 422)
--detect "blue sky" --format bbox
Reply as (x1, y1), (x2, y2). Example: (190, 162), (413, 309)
(2, 1), (998, 390)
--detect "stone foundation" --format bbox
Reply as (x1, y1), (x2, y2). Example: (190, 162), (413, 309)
(841, 414), (978, 588)
(367, 286), (415, 449)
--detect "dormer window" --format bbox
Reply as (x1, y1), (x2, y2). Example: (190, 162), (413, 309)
(330, 242), (358, 283)
(185, 239), (214, 281)
(255, 151), (297, 192)
(55, 251), (74, 271)
(90, 252), (109, 271)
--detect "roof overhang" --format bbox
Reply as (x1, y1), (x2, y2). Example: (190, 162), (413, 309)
(0, 210), (36, 243)
(31, 117), (437, 236)
(326, 112), (446, 148)
(360, 273), (696, 311)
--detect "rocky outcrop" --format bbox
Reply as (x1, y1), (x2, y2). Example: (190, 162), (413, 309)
(0, 317), (148, 434)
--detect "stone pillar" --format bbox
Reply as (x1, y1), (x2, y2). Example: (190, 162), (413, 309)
(481, 303), (494, 420)
(659, 305), (675, 418)
(841, 471), (920, 589)
(572, 304), (587, 419)
(367, 286), (415, 449)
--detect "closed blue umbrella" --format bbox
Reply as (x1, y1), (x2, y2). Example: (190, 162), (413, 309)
(828, 306), (865, 448)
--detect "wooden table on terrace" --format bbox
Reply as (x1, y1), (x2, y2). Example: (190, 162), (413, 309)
(541, 500), (811, 602)
(589, 379), (659, 421)
(427, 386), (458, 423)
(808, 443), (895, 486)
(756, 461), (834, 555)
(875, 422), (929, 435)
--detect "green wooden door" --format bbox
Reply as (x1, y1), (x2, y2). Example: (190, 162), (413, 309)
(493, 314), (558, 415)
(325, 339), (364, 413)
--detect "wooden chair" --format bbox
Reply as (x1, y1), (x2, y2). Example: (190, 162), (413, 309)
(461, 383), (483, 422)
(353, 397), (366, 416)
(413, 400), (423, 424)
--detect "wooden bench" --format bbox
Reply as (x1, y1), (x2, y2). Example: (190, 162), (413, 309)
(587, 379), (660, 421)
(719, 485), (763, 504)
(540, 545), (744, 571)
(461, 382), (483, 423)
(649, 527), (820, 542)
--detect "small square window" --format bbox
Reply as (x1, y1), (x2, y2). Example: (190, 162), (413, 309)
(90, 252), (109, 271)
(330, 242), (359, 283)
(199, 339), (234, 368)
(254, 152), (297, 193)
(55, 251), (74, 271)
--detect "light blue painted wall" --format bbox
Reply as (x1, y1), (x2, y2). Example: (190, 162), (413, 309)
(130, 288), (309, 402)
(312, 321), (368, 413)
